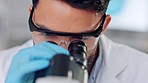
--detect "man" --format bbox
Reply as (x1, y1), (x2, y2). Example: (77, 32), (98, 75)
(1, 0), (148, 83)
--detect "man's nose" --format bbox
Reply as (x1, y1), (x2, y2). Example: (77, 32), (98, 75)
(57, 36), (70, 50)
(60, 42), (68, 50)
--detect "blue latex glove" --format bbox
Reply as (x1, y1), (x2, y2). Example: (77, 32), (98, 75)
(5, 42), (69, 83)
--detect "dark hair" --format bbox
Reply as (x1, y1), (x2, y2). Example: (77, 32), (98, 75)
(32, 0), (110, 13)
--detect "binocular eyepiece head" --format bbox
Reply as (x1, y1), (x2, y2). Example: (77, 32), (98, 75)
(68, 40), (87, 67)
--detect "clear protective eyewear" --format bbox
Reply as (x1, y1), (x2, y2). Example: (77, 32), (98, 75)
(28, 7), (106, 50)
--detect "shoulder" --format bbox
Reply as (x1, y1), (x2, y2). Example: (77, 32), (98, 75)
(113, 42), (148, 82)
(111, 37), (148, 63)
(101, 35), (148, 61)
(101, 35), (148, 82)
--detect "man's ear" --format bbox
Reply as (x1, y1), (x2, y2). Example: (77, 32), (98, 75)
(28, 5), (35, 21)
(101, 14), (111, 35)
(29, 5), (33, 13)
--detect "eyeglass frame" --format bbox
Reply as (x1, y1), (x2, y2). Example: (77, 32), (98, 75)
(28, 7), (106, 38)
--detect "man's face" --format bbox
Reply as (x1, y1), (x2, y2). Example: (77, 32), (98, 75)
(31, 0), (106, 59)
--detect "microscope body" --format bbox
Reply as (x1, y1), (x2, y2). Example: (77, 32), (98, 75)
(34, 40), (88, 83)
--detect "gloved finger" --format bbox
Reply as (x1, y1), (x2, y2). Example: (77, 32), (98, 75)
(41, 42), (69, 55)
(12, 48), (63, 68)
(16, 60), (50, 78)
(13, 42), (69, 61)
(9, 52), (51, 73)
(10, 41), (70, 73)
(6, 60), (50, 83)
(13, 48), (55, 62)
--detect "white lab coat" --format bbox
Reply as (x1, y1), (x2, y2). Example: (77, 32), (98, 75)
(0, 35), (148, 83)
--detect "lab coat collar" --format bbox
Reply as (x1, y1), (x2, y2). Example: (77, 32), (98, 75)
(96, 35), (129, 83)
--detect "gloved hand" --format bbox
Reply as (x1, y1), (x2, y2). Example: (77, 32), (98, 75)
(5, 42), (69, 83)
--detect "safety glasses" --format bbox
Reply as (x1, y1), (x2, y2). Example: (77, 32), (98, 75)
(28, 7), (106, 38)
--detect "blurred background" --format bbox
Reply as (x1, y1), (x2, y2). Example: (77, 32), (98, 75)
(0, 0), (148, 53)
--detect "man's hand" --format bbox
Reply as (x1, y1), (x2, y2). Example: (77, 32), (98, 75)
(5, 42), (69, 83)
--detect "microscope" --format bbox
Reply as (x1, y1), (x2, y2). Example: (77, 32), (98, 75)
(33, 40), (88, 83)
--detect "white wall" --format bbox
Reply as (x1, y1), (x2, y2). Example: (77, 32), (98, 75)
(0, 0), (9, 50)
(0, 0), (31, 50)
(107, 0), (148, 32)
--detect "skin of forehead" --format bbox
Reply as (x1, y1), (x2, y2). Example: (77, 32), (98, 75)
(33, 0), (102, 33)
